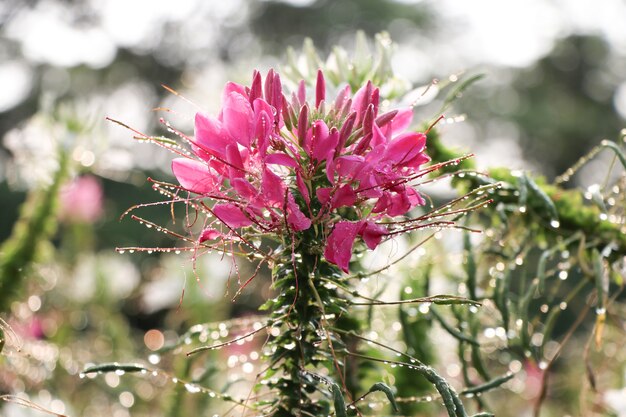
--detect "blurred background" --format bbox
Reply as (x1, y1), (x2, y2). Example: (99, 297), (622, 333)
(1, 0), (626, 416)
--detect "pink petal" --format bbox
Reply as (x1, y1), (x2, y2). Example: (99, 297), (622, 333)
(297, 80), (306, 106)
(286, 194), (311, 231)
(262, 167), (286, 206)
(298, 105), (310, 150)
(254, 108), (272, 157)
(326, 153), (336, 183)
(334, 85), (351, 110)
(359, 221), (387, 249)
(390, 107), (413, 135)
(171, 158), (216, 195)
(296, 171), (310, 204)
(265, 153), (298, 168)
(315, 128), (339, 162)
(253, 98), (276, 151)
(311, 120), (330, 161)
(249, 71), (263, 103)
(316, 187), (331, 205)
(231, 177), (257, 201)
(337, 112), (357, 151)
(223, 81), (247, 99)
(386, 187), (424, 216)
(213, 203), (253, 228)
(222, 92), (254, 147)
(315, 69), (326, 108)
(384, 132), (427, 168)
(225, 144), (245, 179)
(264, 69), (284, 114)
(370, 88), (380, 115)
(335, 155), (364, 179)
(332, 184), (356, 209)
(194, 113), (230, 160)
(357, 172), (384, 199)
(369, 122), (388, 149)
(372, 192), (390, 214)
(406, 186), (425, 207)
(199, 228), (222, 243)
(352, 81), (372, 125)
(324, 221), (362, 273)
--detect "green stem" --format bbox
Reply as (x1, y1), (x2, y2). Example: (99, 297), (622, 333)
(264, 254), (348, 416)
(0, 150), (69, 312)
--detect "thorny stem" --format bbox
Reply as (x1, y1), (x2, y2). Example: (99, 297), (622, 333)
(263, 252), (351, 416)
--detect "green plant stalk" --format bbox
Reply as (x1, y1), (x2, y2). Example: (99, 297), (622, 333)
(263, 251), (349, 417)
(167, 358), (192, 417)
(395, 263), (435, 415)
(427, 131), (626, 255)
(0, 150), (69, 312)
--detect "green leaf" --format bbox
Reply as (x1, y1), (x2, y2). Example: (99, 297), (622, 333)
(536, 249), (551, 294)
(463, 232), (477, 300)
(592, 249), (606, 313)
(82, 363), (147, 375)
(461, 372), (515, 395)
(523, 173), (558, 224)
(599, 140), (626, 171)
(440, 74), (485, 112)
(517, 173), (528, 209)
(366, 382), (399, 412)
(332, 383), (347, 417)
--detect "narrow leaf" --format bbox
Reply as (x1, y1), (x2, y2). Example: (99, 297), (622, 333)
(524, 173), (558, 223)
(82, 363), (147, 375)
(366, 382), (399, 412)
(440, 74), (485, 112)
(332, 383), (347, 417)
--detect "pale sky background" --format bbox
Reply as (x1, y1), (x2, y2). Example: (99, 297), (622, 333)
(2, 0), (626, 111)
(1, 0), (625, 180)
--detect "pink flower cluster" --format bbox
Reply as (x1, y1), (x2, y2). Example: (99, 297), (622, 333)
(172, 70), (429, 272)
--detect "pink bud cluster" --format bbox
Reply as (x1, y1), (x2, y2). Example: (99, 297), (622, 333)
(172, 69), (429, 272)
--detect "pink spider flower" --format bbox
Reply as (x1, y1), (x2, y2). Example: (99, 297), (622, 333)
(171, 69), (430, 272)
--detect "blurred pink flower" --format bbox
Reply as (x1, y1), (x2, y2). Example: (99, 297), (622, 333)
(59, 175), (104, 223)
(171, 70), (430, 272)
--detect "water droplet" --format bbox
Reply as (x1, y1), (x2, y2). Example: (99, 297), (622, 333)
(148, 354), (161, 365)
(550, 220), (560, 228)
(184, 383), (201, 393)
(118, 250), (126, 254)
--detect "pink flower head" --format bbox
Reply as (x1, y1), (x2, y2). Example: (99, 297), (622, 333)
(59, 175), (104, 223)
(172, 69), (430, 272)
